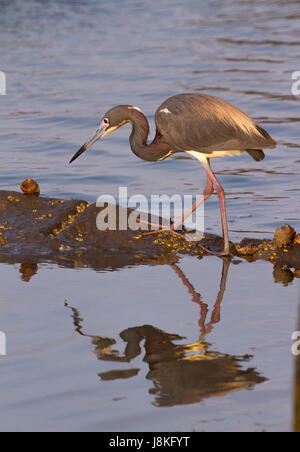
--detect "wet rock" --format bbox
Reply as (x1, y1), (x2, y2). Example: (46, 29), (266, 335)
(20, 178), (40, 196)
(271, 246), (300, 269)
(235, 238), (260, 255)
(274, 224), (296, 249)
(56, 204), (220, 269)
(2, 189), (300, 272)
(0, 189), (233, 270)
(0, 190), (89, 255)
(0, 190), (181, 270)
(57, 203), (179, 269)
(294, 269), (300, 279)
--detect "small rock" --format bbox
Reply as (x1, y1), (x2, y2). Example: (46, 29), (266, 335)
(294, 233), (300, 245)
(235, 243), (257, 255)
(235, 238), (259, 255)
(20, 179), (40, 196)
(273, 224), (295, 249)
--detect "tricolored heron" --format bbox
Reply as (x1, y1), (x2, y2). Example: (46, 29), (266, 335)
(70, 93), (276, 255)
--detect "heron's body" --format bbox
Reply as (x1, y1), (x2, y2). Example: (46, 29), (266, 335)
(154, 94), (275, 160)
(70, 93), (277, 255)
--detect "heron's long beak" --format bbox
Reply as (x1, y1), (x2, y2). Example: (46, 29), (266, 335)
(69, 123), (107, 164)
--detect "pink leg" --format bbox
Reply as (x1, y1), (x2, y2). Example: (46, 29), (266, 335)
(171, 163), (214, 231)
(201, 158), (230, 255)
(142, 171), (215, 253)
(142, 157), (231, 256)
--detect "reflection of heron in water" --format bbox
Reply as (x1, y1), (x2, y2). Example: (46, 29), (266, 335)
(65, 259), (267, 406)
(170, 257), (230, 340)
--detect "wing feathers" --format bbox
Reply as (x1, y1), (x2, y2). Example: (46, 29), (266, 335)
(155, 94), (276, 155)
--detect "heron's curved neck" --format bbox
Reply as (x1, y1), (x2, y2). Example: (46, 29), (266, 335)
(128, 110), (172, 162)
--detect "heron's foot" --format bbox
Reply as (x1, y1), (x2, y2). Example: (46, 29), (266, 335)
(141, 224), (232, 257)
(142, 229), (233, 257)
(218, 246), (233, 257)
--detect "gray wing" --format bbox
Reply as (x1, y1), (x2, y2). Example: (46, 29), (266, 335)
(155, 94), (276, 154)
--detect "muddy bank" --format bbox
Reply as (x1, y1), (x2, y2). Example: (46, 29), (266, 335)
(0, 189), (223, 270)
(1, 189), (300, 282)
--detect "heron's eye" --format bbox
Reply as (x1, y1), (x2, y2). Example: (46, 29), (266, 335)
(103, 118), (109, 125)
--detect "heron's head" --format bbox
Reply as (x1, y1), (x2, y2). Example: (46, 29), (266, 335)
(69, 105), (140, 164)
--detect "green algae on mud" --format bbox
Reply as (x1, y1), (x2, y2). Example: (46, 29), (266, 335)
(1, 190), (300, 279)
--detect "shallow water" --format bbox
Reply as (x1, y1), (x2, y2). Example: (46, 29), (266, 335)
(0, 0), (300, 432)
(0, 257), (298, 432)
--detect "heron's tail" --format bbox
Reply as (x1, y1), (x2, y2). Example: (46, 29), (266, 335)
(246, 149), (265, 161)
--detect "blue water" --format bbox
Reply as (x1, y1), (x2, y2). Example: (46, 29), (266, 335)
(1, 0), (300, 238)
(0, 0), (300, 432)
